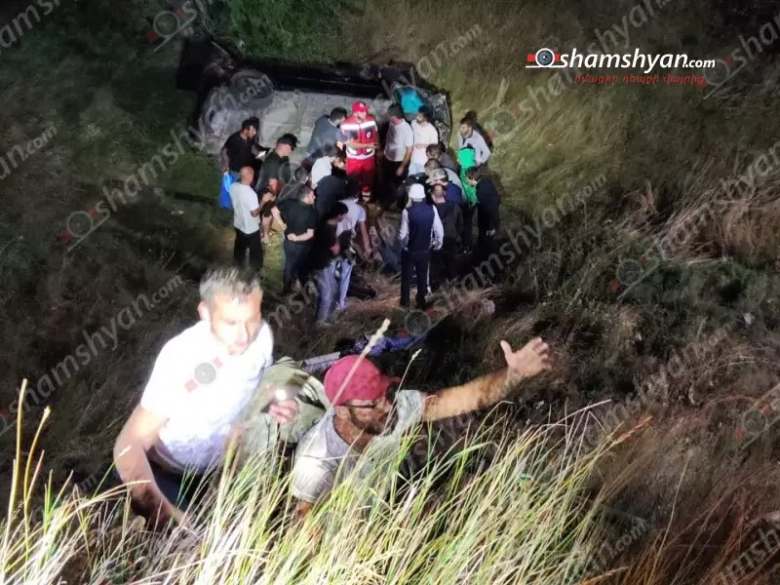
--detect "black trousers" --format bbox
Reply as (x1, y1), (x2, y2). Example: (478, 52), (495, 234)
(401, 250), (431, 307)
(234, 229), (263, 270)
(283, 239), (312, 292)
(381, 158), (407, 207)
(477, 202), (500, 261)
(461, 203), (475, 249)
(432, 238), (458, 287)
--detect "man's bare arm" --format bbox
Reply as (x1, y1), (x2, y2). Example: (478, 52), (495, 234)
(422, 338), (551, 422)
(113, 406), (182, 525)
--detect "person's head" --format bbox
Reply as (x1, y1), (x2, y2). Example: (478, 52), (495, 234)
(276, 133), (298, 157)
(295, 183), (316, 205)
(466, 165), (484, 186)
(293, 165), (310, 186)
(426, 167), (448, 188)
(326, 201), (349, 224)
(416, 105), (432, 125)
(240, 118), (258, 140)
(360, 185), (373, 203)
(352, 100), (369, 122)
(325, 356), (398, 435)
(424, 159), (442, 177)
(198, 267), (263, 356)
(408, 183), (426, 204)
(387, 104), (404, 122)
(332, 151), (347, 170)
(330, 107), (348, 126)
(459, 116), (474, 139)
(431, 183), (446, 202)
(239, 165), (255, 185)
(426, 143), (442, 161)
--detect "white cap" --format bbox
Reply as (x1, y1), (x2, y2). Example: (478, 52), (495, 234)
(409, 184), (426, 201)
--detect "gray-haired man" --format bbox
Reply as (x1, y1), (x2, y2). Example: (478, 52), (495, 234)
(113, 267), (321, 527)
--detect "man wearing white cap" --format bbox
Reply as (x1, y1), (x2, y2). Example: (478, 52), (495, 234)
(399, 183), (443, 309)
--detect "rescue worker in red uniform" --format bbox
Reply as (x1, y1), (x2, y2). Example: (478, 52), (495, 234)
(340, 100), (378, 191)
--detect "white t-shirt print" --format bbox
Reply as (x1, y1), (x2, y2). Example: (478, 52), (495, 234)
(140, 320), (274, 471)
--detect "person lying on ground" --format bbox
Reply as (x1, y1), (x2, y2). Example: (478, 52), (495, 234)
(113, 268), (300, 529)
(311, 144), (346, 190)
(278, 184), (318, 294)
(308, 203), (353, 327)
(229, 166), (263, 270)
(410, 106), (439, 175)
(291, 337), (552, 516)
(307, 107), (348, 160)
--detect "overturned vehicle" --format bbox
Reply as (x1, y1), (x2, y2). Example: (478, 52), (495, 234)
(177, 39), (452, 163)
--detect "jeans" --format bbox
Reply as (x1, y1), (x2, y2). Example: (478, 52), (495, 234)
(283, 240), (312, 293)
(401, 249), (431, 307)
(314, 258), (353, 322)
(234, 229), (263, 270)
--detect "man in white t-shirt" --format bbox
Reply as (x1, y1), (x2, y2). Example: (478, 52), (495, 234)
(310, 145), (346, 190)
(382, 104), (414, 202)
(291, 337), (552, 516)
(458, 116), (492, 166)
(113, 267), (299, 527)
(229, 166), (264, 270)
(409, 106), (439, 175)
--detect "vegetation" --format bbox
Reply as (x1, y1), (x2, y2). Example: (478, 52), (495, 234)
(0, 0), (778, 582)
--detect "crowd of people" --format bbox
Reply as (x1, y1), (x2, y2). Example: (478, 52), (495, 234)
(220, 97), (502, 321)
(113, 267), (552, 526)
(111, 93), (550, 530)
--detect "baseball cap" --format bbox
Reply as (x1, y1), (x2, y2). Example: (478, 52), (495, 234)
(408, 184), (426, 201)
(324, 355), (393, 406)
(426, 168), (448, 185)
(352, 100), (369, 114)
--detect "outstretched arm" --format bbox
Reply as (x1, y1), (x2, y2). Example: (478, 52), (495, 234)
(422, 338), (551, 422)
(113, 406), (184, 528)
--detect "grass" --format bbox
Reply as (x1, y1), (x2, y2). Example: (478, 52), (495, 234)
(1, 0), (779, 581)
(1, 387), (619, 584)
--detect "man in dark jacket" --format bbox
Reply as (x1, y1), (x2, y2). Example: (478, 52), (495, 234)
(399, 184), (444, 309)
(307, 107), (348, 159)
(466, 166), (501, 262)
(430, 183), (463, 287)
(278, 183), (317, 294)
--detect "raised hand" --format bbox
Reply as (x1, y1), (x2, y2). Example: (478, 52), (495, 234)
(500, 337), (551, 383)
